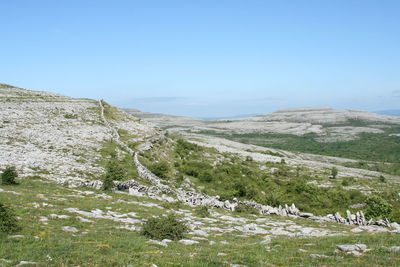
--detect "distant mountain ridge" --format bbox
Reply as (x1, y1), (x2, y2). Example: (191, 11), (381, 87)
(375, 109), (400, 116)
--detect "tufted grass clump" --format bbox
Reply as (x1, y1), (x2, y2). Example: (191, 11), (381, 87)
(1, 166), (18, 185)
(141, 214), (188, 240)
(0, 202), (20, 234)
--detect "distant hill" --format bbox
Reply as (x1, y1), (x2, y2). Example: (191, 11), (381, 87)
(126, 106), (400, 138)
(375, 109), (400, 116)
(201, 113), (259, 120)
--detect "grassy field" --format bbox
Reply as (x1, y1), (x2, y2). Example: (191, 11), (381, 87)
(1, 178), (400, 266)
(138, 137), (400, 221)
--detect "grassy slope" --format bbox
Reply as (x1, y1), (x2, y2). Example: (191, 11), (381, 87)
(138, 136), (400, 221)
(1, 179), (400, 266)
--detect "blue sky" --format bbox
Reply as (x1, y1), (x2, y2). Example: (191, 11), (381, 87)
(1, 0), (399, 117)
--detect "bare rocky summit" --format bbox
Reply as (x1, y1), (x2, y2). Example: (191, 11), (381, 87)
(0, 84), (158, 184)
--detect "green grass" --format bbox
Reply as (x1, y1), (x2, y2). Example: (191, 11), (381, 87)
(1, 178), (400, 266)
(96, 140), (148, 184)
(137, 136), (400, 220)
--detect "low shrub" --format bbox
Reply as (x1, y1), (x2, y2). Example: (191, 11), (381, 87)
(102, 159), (126, 190)
(1, 166), (18, 185)
(330, 167), (338, 179)
(175, 139), (202, 158)
(102, 175), (114, 191)
(105, 159), (126, 181)
(149, 161), (170, 178)
(365, 195), (392, 220)
(264, 191), (283, 207)
(141, 214), (188, 240)
(0, 202), (20, 234)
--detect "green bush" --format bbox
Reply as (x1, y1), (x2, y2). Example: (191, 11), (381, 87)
(330, 167), (338, 179)
(264, 191), (282, 207)
(149, 161), (170, 178)
(1, 166), (18, 185)
(0, 202), (20, 234)
(198, 171), (213, 183)
(193, 206), (210, 218)
(365, 195), (392, 220)
(102, 159), (126, 190)
(105, 159), (126, 181)
(102, 175), (114, 191)
(141, 214), (188, 240)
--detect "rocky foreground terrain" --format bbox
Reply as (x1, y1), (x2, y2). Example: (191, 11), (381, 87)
(1, 84), (400, 266)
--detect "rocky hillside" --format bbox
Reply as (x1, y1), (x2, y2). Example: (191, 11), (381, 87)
(1, 84), (400, 266)
(0, 83), (159, 185)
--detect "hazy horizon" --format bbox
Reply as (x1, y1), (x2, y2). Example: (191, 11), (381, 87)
(1, 1), (400, 117)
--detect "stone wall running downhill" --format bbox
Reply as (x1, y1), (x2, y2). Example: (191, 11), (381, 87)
(90, 100), (398, 229)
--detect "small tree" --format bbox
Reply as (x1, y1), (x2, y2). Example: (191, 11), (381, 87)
(102, 159), (126, 191)
(102, 175), (114, 191)
(330, 167), (338, 179)
(1, 166), (18, 185)
(0, 202), (20, 234)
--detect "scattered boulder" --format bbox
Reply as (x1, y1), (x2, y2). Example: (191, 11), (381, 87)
(336, 244), (368, 253)
(336, 244), (370, 256)
(309, 254), (330, 258)
(147, 239), (169, 247)
(8, 235), (24, 239)
(49, 214), (70, 219)
(61, 226), (79, 233)
(16, 261), (39, 266)
(178, 239), (199, 245)
(388, 246), (400, 252)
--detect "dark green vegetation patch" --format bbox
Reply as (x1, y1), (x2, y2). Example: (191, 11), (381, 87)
(141, 214), (188, 240)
